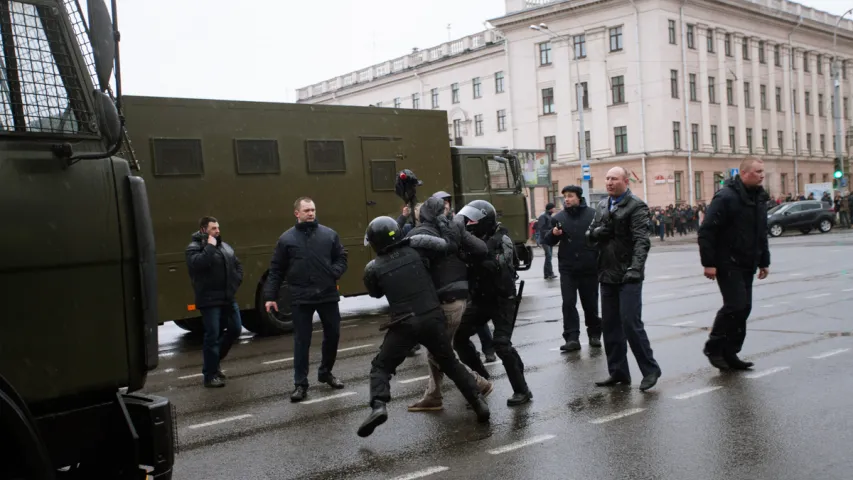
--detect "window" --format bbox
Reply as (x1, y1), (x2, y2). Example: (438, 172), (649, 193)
(412, 93), (420, 109)
(806, 133), (812, 154)
(744, 82), (751, 108)
(544, 135), (556, 159)
(394, 97), (401, 108)
(495, 71), (505, 93)
(711, 125), (718, 152)
(475, 114), (483, 136)
(497, 110), (506, 131)
(792, 52), (797, 70)
(611, 75), (625, 104)
(805, 91), (811, 115)
(759, 41), (765, 63)
(795, 132), (799, 154)
(675, 171), (683, 202)
(669, 20), (677, 44)
(803, 52), (809, 72)
(831, 94), (836, 117)
(576, 82), (589, 109)
(305, 139), (346, 173)
(452, 83), (460, 103)
(714, 172), (725, 192)
(453, 119), (462, 144)
(774, 44), (781, 66)
(742, 37), (749, 60)
(819, 93), (824, 116)
(762, 129), (768, 152)
(809, 173), (816, 184)
(823, 173), (829, 182)
(610, 26), (623, 52)
(691, 124), (699, 151)
(727, 79), (734, 105)
(431, 88), (439, 108)
(694, 172), (703, 201)
(776, 87), (782, 111)
(845, 97), (850, 119)
(760, 85), (767, 109)
(614, 126), (628, 154)
(673, 121), (681, 150)
(151, 138), (204, 176)
(777, 130), (783, 151)
(818, 54), (823, 74)
(709, 76), (716, 103)
(542, 88), (555, 114)
(671, 70), (679, 98)
(707, 29), (715, 52)
(487, 158), (516, 190)
(820, 133), (825, 154)
(729, 126), (736, 153)
(725, 33), (732, 56)
(578, 130), (591, 158)
(551, 181), (559, 199)
(539, 42), (552, 65)
(780, 173), (787, 194)
(234, 139), (280, 174)
(473, 78), (482, 99)
(747, 128), (753, 153)
(574, 35), (586, 59)
(689, 73), (697, 101)
(370, 160), (398, 191)
(687, 25), (695, 49)
(793, 89), (798, 113)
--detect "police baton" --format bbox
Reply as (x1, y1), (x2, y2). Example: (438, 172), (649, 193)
(513, 280), (525, 321)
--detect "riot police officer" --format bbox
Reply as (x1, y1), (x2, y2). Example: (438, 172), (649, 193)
(453, 200), (533, 406)
(358, 216), (490, 438)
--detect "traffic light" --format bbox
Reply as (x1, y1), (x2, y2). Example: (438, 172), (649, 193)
(833, 157), (844, 188)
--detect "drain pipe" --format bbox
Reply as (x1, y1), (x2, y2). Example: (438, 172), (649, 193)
(681, 0), (694, 204)
(788, 15), (803, 195)
(629, 0), (648, 201)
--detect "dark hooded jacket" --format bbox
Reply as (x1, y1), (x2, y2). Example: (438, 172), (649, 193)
(542, 200), (598, 275)
(405, 197), (470, 302)
(185, 231), (243, 308)
(698, 175), (770, 271)
(586, 189), (651, 284)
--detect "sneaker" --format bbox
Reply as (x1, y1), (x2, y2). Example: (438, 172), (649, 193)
(203, 377), (225, 388)
(408, 397), (443, 412)
(290, 385), (308, 403)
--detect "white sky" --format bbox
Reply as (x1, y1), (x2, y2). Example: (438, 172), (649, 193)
(104, 0), (851, 103)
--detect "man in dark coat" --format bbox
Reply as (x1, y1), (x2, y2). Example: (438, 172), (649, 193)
(542, 185), (602, 351)
(698, 157), (770, 371)
(263, 197), (348, 402)
(537, 203), (558, 280)
(185, 216), (243, 388)
(587, 167), (661, 392)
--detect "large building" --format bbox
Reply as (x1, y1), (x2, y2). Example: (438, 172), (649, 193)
(297, 0), (853, 209)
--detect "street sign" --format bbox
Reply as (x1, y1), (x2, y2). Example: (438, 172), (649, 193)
(730, 168), (739, 177)
(842, 177), (849, 188)
(583, 174), (591, 181)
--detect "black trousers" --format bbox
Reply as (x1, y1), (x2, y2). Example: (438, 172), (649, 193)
(705, 269), (755, 356)
(601, 282), (660, 379)
(454, 296), (529, 395)
(560, 272), (602, 342)
(369, 309), (480, 407)
(292, 302), (341, 387)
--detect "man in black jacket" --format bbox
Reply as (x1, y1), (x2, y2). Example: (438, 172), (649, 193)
(358, 216), (489, 437)
(405, 197), (493, 412)
(263, 197), (348, 402)
(587, 167), (661, 392)
(542, 185), (602, 351)
(537, 203), (558, 280)
(698, 157), (770, 371)
(185, 217), (243, 388)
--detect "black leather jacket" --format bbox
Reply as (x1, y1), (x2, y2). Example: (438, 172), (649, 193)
(586, 190), (651, 284)
(185, 231), (243, 308)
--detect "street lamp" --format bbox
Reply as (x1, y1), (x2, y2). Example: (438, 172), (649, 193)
(530, 23), (590, 205)
(833, 8), (853, 190)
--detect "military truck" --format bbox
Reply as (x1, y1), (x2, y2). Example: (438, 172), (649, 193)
(0, 1), (174, 479)
(116, 96), (533, 336)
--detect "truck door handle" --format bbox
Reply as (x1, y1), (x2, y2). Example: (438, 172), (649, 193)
(367, 200), (377, 206)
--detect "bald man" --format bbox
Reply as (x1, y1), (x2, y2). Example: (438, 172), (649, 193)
(586, 167), (661, 391)
(698, 157), (770, 371)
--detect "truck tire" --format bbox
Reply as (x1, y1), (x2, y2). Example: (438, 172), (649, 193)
(173, 318), (205, 334)
(0, 376), (55, 480)
(247, 277), (293, 336)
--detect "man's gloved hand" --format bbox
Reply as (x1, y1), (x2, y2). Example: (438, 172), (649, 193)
(622, 269), (642, 283)
(591, 223), (614, 241)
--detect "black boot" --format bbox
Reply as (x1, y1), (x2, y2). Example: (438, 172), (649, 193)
(588, 333), (602, 348)
(290, 385), (308, 403)
(507, 390), (533, 406)
(595, 374), (631, 386)
(724, 354), (754, 370)
(703, 348), (731, 370)
(469, 395), (491, 423)
(560, 340), (581, 352)
(357, 401), (388, 438)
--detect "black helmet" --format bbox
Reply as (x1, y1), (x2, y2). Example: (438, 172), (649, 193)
(364, 216), (400, 254)
(458, 199), (497, 236)
(432, 190), (451, 200)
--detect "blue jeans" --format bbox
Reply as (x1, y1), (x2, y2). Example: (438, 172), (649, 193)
(542, 244), (554, 278)
(600, 282), (660, 379)
(201, 302), (243, 382)
(292, 302), (341, 387)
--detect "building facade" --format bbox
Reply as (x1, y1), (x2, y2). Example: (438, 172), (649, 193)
(297, 0), (853, 210)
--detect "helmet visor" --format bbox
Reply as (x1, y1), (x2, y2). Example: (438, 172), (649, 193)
(458, 204), (487, 223)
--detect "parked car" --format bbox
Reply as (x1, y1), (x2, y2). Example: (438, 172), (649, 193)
(767, 200), (835, 237)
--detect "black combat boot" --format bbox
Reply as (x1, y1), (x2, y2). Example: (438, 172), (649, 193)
(723, 354), (754, 370)
(507, 390), (533, 406)
(357, 401), (388, 437)
(588, 333), (602, 348)
(469, 395), (491, 423)
(560, 340), (581, 352)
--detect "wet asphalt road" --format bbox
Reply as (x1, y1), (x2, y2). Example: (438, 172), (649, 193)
(148, 232), (853, 480)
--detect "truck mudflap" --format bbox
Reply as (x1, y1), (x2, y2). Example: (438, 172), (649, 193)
(123, 392), (176, 479)
(514, 243), (533, 271)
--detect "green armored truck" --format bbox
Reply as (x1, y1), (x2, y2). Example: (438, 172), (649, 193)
(0, 1), (174, 479)
(117, 96), (533, 336)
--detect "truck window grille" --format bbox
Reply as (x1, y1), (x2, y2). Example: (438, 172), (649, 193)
(150, 138), (204, 176)
(305, 139), (346, 173)
(234, 139), (280, 175)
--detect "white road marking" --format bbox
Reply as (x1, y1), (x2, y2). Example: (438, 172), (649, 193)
(484, 361), (501, 366)
(369, 321), (378, 324)
(341, 325), (358, 329)
(399, 375), (431, 384)
(337, 344), (374, 353)
(655, 276), (674, 280)
(486, 434), (556, 455)
(805, 293), (831, 299)
(687, 288), (709, 293)
(179, 371), (224, 380)
(158, 352), (176, 358)
(650, 293), (675, 299)
(745, 366), (790, 379)
(262, 357), (293, 365)
(300, 391), (357, 405)
(761, 304), (775, 308)
(843, 288), (853, 292)
(790, 273), (803, 277)
(810, 348), (850, 360)
(672, 386), (722, 400)
(390, 466), (450, 480)
(188, 414), (252, 430)
(149, 368), (175, 376)
(239, 340), (251, 344)
(672, 321), (694, 326)
(590, 408), (646, 424)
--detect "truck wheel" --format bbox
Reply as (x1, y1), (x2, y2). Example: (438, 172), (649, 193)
(173, 319), (205, 334)
(0, 377), (54, 480)
(248, 279), (293, 336)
